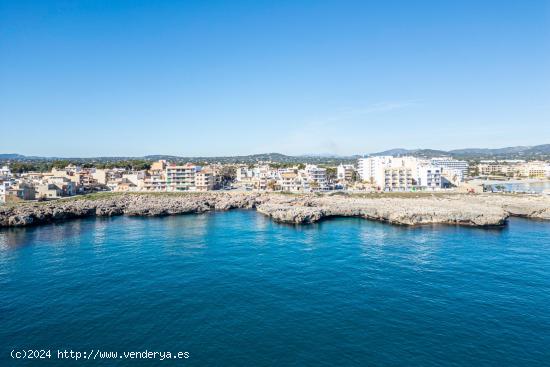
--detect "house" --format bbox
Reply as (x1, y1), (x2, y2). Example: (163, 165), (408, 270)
(3, 182), (36, 202)
(35, 183), (65, 199)
(92, 169), (108, 185)
(0, 165), (12, 178)
(35, 177), (76, 199)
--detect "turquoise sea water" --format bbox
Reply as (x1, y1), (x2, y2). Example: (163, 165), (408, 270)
(1, 211), (549, 366)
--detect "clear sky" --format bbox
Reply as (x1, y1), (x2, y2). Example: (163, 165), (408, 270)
(1, 0), (549, 157)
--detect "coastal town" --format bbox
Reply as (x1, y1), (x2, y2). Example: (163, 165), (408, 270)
(1, 155), (550, 204)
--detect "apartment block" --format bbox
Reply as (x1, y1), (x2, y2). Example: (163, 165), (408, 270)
(143, 174), (167, 191)
(166, 164), (199, 191)
(304, 164), (328, 191)
(195, 168), (215, 191)
(357, 156), (393, 183)
(337, 164), (355, 182)
(417, 165), (442, 190)
(383, 167), (413, 191)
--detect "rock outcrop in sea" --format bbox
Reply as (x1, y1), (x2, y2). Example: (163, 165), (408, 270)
(0, 192), (549, 228)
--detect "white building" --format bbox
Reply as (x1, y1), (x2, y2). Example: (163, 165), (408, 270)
(0, 166), (12, 178)
(430, 158), (468, 181)
(357, 156), (393, 183)
(279, 171), (303, 192)
(0, 181), (12, 203)
(417, 165), (442, 190)
(236, 166), (252, 181)
(304, 165), (328, 191)
(358, 156), (445, 191)
(358, 156), (416, 190)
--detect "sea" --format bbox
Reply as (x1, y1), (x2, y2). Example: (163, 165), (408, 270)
(1, 211), (549, 366)
(484, 181), (550, 194)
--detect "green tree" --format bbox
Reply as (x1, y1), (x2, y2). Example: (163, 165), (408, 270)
(325, 167), (337, 181)
(309, 180), (320, 190)
(220, 165), (237, 184)
(267, 179), (277, 191)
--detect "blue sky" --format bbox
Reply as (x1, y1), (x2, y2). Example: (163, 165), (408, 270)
(1, 0), (549, 157)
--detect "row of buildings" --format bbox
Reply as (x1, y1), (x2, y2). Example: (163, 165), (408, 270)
(0, 161), (223, 203)
(235, 164), (329, 192)
(234, 156), (470, 192)
(356, 156), (469, 191)
(475, 160), (550, 178)
(2, 156), (550, 202)
(1, 165), (78, 203)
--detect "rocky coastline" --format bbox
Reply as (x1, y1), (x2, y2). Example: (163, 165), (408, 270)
(1, 192), (549, 228)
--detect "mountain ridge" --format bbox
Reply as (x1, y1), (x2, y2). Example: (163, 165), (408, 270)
(372, 144), (550, 159)
(1, 144), (549, 162)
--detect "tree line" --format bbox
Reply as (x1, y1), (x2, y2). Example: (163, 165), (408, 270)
(3, 160), (152, 173)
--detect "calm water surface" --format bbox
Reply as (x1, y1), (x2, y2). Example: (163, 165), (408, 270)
(1, 211), (549, 366)
(486, 181), (550, 193)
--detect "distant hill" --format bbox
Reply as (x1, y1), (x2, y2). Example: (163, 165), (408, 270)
(449, 146), (530, 155)
(371, 144), (550, 160)
(372, 148), (448, 157)
(0, 154), (26, 159)
(0, 152), (356, 165)
(371, 148), (412, 156)
(448, 144), (550, 159)
(2, 144), (549, 164)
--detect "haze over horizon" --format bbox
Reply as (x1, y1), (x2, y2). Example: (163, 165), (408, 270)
(1, 0), (549, 157)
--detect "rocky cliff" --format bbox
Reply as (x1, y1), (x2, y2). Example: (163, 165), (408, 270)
(1, 192), (549, 228)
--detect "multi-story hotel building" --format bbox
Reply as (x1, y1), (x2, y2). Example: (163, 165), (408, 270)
(357, 156), (392, 183)
(358, 156), (444, 191)
(519, 161), (550, 178)
(430, 157), (468, 181)
(166, 164), (198, 191)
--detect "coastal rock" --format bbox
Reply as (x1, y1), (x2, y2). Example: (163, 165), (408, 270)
(0, 192), (549, 228)
(257, 204), (325, 224)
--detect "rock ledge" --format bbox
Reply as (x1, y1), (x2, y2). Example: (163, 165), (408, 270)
(1, 192), (549, 228)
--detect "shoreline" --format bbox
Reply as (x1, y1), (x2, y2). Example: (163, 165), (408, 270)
(1, 191), (550, 228)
